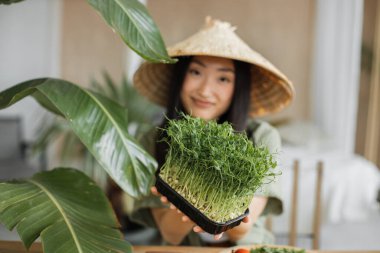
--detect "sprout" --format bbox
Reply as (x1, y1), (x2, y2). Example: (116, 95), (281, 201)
(159, 114), (278, 223)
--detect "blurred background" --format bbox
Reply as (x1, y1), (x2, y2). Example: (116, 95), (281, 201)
(0, 0), (379, 250)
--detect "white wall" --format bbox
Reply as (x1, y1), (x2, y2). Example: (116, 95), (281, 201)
(0, 0), (61, 141)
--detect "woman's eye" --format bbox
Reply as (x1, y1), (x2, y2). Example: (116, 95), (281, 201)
(219, 76), (231, 83)
(189, 69), (200, 76)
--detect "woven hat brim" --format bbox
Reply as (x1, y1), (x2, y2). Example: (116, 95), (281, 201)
(133, 55), (294, 117)
(133, 17), (295, 117)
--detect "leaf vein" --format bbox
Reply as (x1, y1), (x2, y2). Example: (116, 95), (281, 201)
(28, 179), (83, 253)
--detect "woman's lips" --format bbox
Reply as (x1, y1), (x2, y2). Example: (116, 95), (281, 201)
(192, 98), (214, 108)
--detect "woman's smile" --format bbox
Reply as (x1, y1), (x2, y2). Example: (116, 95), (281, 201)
(192, 97), (215, 108)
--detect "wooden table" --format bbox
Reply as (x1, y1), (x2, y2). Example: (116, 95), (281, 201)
(1, 241), (379, 253)
(0, 241), (42, 253)
(134, 246), (380, 253)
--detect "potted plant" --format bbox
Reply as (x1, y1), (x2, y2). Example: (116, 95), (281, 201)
(0, 0), (175, 252)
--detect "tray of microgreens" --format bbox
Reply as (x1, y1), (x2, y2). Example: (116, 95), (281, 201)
(155, 115), (278, 234)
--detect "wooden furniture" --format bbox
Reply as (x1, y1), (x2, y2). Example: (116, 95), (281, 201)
(0, 240), (42, 253)
(266, 160), (324, 249)
(134, 245), (379, 253)
(288, 159), (300, 246)
(289, 160), (324, 249)
(1, 241), (379, 253)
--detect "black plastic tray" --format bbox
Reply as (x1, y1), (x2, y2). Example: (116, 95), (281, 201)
(155, 175), (249, 234)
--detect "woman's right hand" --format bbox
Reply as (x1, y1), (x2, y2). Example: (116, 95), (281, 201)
(151, 186), (224, 240)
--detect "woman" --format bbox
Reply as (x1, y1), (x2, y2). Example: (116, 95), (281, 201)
(130, 17), (294, 246)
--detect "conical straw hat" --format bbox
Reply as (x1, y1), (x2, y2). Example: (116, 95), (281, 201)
(134, 16), (295, 117)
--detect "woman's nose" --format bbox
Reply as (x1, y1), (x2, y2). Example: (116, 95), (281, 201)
(198, 78), (213, 97)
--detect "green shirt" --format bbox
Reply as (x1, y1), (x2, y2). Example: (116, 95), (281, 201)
(128, 119), (283, 246)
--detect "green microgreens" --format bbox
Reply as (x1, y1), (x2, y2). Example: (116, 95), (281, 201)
(159, 114), (278, 223)
(249, 246), (306, 253)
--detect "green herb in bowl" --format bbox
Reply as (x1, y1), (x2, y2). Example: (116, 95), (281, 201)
(230, 246), (306, 253)
(248, 246), (306, 253)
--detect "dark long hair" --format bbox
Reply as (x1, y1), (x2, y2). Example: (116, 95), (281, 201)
(155, 57), (251, 167)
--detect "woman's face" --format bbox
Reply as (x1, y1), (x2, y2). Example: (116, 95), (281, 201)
(180, 56), (235, 121)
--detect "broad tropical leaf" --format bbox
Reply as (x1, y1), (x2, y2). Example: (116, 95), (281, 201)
(0, 0), (24, 4)
(91, 72), (162, 129)
(0, 168), (132, 253)
(0, 78), (157, 198)
(87, 0), (176, 64)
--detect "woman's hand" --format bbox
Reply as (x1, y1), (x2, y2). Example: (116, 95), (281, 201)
(225, 196), (267, 242)
(151, 186), (225, 240)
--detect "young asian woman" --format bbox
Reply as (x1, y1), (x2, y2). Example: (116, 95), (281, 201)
(129, 16), (294, 247)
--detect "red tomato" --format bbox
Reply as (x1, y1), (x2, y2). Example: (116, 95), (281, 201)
(234, 249), (250, 253)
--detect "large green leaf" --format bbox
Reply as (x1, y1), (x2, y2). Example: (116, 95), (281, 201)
(0, 0), (24, 4)
(1, 0), (176, 63)
(0, 78), (157, 198)
(0, 168), (132, 253)
(87, 0), (176, 64)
